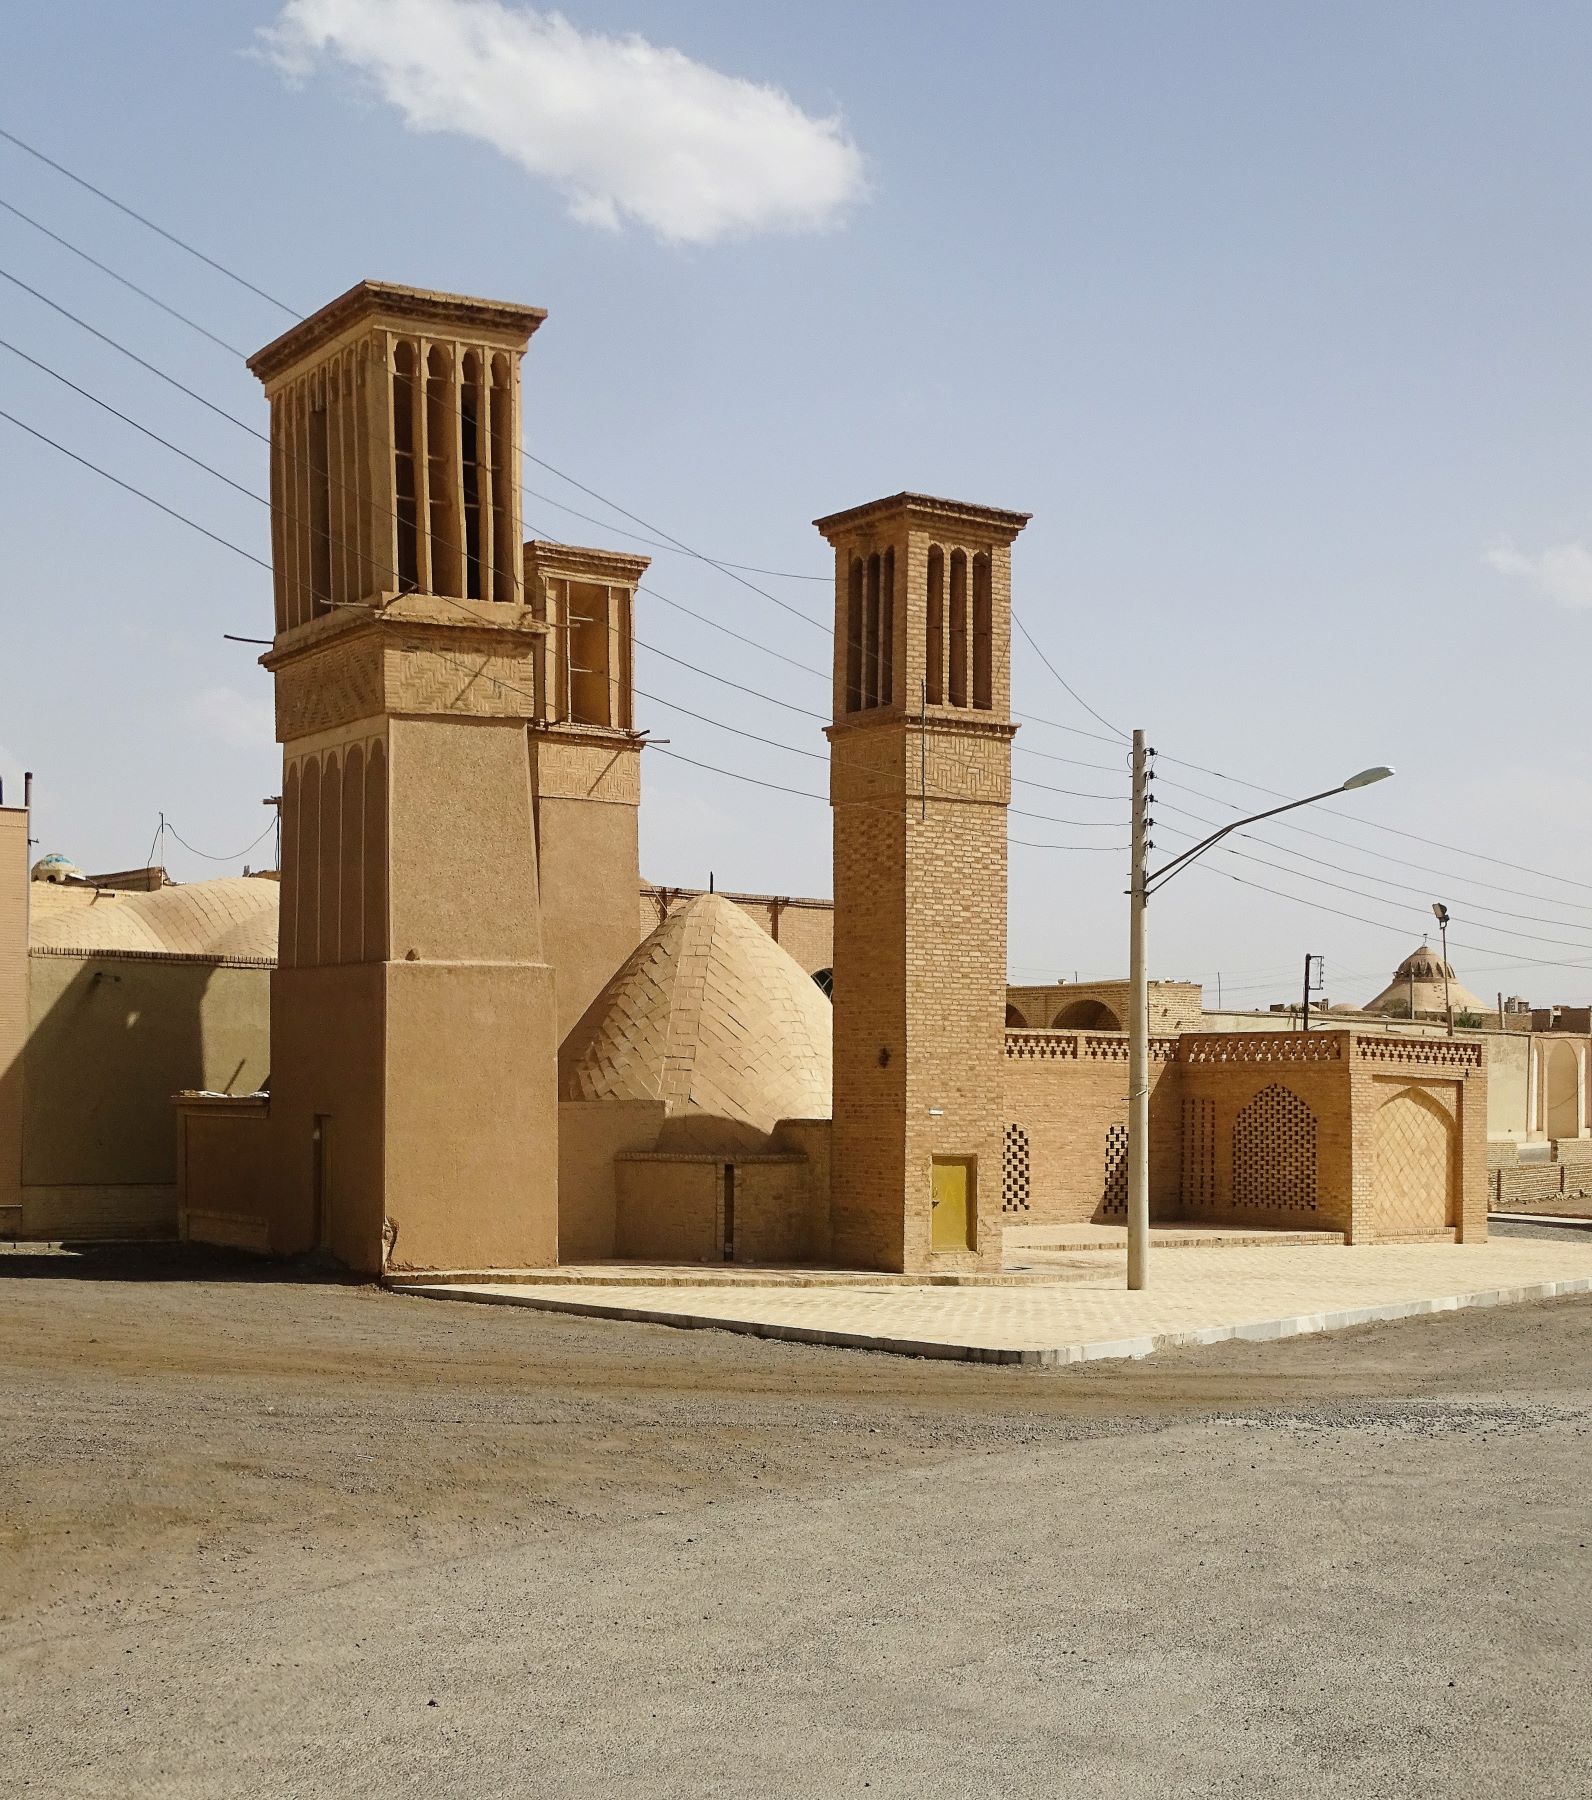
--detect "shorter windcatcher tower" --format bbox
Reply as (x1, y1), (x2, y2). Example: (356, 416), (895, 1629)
(524, 540), (651, 1036)
(247, 281), (559, 1274)
(815, 493), (1030, 1272)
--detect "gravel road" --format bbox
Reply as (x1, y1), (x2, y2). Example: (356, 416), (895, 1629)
(2, 1244), (1588, 1798)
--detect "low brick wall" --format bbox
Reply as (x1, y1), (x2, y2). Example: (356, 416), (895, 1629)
(1002, 1028), (1487, 1243)
(1493, 1162), (1592, 1211)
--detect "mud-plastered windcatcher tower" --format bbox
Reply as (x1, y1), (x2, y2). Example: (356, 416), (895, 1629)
(523, 540), (650, 1037)
(248, 281), (558, 1274)
(815, 493), (1030, 1272)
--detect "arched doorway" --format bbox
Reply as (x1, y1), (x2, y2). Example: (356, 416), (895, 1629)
(1004, 1002), (1028, 1028)
(1052, 998), (1121, 1031)
(1545, 1041), (1579, 1139)
(1369, 1088), (1455, 1235)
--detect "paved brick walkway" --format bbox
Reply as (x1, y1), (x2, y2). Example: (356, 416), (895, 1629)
(399, 1237), (1592, 1366)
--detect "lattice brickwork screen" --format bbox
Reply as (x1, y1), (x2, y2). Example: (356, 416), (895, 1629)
(1101, 1123), (1128, 1215)
(1182, 1096), (1216, 1210)
(1002, 1124), (1031, 1213)
(1232, 1083), (1318, 1211)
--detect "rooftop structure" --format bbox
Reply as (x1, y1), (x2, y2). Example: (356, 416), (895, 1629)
(1363, 943), (1491, 1020)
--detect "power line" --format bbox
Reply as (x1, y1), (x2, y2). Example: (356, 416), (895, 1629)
(528, 485), (826, 581)
(0, 195), (249, 356)
(0, 262), (264, 439)
(1156, 796), (1592, 939)
(0, 336), (266, 507)
(1156, 776), (1592, 915)
(1, 175), (1137, 774)
(0, 406), (272, 569)
(523, 448), (827, 633)
(162, 818), (279, 865)
(635, 636), (829, 721)
(1181, 853), (1592, 976)
(1156, 823), (1592, 959)
(1160, 750), (1592, 897)
(0, 122), (300, 317)
(12, 142), (1577, 914)
(1012, 610), (1126, 740)
(638, 585), (830, 678)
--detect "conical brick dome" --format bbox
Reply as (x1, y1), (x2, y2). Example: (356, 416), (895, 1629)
(558, 893), (832, 1150)
(1363, 941), (1491, 1020)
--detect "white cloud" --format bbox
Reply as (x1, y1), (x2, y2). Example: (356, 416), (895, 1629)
(1485, 537), (1592, 611)
(186, 686), (275, 752)
(260, 0), (867, 245)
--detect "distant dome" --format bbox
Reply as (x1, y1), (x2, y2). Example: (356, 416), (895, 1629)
(31, 853), (80, 884)
(28, 874), (278, 960)
(559, 893), (832, 1151)
(1363, 940), (1490, 1020)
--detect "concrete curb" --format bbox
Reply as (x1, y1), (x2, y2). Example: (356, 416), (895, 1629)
(396, 1275), (1592, 1368)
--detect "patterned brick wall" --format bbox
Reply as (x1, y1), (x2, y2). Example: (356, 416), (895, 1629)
(999, 1029), (1486, 1243)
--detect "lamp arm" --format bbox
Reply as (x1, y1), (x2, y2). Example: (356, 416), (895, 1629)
(1145, 784), (1345, 894)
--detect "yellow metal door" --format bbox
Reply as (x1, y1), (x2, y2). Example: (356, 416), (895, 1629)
(931, 1158), (972, 1251)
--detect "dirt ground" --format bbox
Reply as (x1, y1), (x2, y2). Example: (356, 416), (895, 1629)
(2, 1243), (1589, 1799)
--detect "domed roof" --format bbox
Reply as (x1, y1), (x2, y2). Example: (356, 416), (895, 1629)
(28, 875), (279, 962)
(31, 853), (81, 883)
(1363, 940), (1491, 1020)
(1395, 945), (1453, 982)
(559, 893), (832, 1150)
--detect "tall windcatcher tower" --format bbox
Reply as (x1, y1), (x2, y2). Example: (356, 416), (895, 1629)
(248, 281), (559, 1274)
(815, 493), (1030, 1272)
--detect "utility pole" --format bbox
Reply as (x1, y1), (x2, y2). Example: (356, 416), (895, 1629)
(1127, 729), (1150, 1291)
(1124, 755), (1392, 1294)
(1301, 953), (1323, 1031)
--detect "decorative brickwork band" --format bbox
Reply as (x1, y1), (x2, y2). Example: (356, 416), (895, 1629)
(1184, 1033), (1345, 1065)
(1354, 1037), (1482, 1071)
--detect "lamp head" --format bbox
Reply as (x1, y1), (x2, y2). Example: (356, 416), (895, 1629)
(1432, 902), (1450, 927)
(1341, 765), (1394, 790)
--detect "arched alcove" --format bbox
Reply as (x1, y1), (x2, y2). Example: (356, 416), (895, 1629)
(1052, 998), (1121, 1031)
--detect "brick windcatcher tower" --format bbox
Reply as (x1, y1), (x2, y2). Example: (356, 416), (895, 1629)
(814, 493), (1030, 1273)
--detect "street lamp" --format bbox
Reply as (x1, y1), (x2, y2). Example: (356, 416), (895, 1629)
(1432, 902), (1453, 1035)
(1124, 738), (1392, 1291)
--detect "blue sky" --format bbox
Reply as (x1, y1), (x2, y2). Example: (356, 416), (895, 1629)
(4, 1), (1592, 1008)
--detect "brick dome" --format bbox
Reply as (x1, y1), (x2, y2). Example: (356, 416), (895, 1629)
(558, 893), (832, 1150)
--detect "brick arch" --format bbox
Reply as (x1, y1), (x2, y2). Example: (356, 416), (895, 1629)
(1232, 1083), (1317, 1212)
(1369, 1087), (1455, 1236)
(1053, 998), (1121, 1031)
(1005, 1002), (1029, 1028)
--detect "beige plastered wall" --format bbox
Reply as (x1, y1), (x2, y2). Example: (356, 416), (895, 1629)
(178, 1094), (272, 1251)
(534, 743), (642, 1041)
(1485, 1030), (1530, 1142)
(0, 809), (27, 1233)
(557, 1096), (665, 1261)
(615, 1149), (820, 1264)
(22, 951), (269, 1240)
